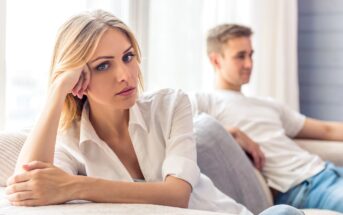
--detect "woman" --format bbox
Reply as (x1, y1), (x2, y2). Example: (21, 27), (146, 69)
(5, 10), (302, 215)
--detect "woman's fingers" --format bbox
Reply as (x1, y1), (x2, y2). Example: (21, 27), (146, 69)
(6, 173), (31, 186)
(23, 160), (51, 171)
(7, 161), (51, 186)
(79, 65), (91, 96)
(6, 190), (35, 202)
(72, 72), (84, 99)
(5, 181), (30, 195)
(10, 199), (39, 207)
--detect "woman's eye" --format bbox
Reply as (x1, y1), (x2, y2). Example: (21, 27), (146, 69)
(96, 62), (110, 71)
(122, 52), (135, 63)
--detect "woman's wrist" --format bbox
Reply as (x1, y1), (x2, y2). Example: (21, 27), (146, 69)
(49, 81), (69, 99)
(69, 175), (97, 201)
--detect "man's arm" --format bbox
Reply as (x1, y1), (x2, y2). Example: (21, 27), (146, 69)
(295, 117), (343, 141)
(227, 127), (265, 170)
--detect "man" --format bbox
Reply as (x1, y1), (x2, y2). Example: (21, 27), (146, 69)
(191, 24), (343, 212)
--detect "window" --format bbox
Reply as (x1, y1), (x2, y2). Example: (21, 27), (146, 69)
(4, 0), (129, 130)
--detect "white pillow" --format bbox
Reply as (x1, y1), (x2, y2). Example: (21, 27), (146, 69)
(0, 131), (27, 186)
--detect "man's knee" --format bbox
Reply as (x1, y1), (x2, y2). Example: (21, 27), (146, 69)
(259, 205), (304, 215)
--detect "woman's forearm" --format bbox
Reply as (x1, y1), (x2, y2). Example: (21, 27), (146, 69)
(71, 176), (191, 208)
(15, 85), (67, 174)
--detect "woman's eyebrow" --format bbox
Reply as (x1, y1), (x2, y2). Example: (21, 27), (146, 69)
(90, 56), (114, 63)
(123, 45), (133, 54)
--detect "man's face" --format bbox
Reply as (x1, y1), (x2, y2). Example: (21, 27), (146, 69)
(215, 36), (254, 89)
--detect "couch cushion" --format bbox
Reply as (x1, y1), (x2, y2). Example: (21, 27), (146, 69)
(0, 130), (28, 186)
(0, 186), (227, 215)
(194, 113), (270, 214)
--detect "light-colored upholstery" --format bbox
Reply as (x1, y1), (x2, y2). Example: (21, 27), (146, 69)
(0, 130), (29, 186)
(0, 186), (227, 215)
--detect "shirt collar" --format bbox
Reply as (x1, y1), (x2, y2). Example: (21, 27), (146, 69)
(215, 89), (243, 96)
(79, 101), (148, 146)
(129, 102), (148, 133)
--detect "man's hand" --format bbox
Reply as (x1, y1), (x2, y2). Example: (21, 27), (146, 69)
(227, 127), (266, 171)
(6, 161), (78, 206)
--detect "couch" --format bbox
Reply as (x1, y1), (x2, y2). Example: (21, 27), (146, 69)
(0, 114), (343, 215)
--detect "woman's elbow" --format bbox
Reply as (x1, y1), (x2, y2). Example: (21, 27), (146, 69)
(172, 192), (190, 208)
(163, 176), (192, 208)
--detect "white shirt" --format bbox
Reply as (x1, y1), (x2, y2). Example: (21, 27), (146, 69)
(190, 90), (325, 192)
(54, 89), (251, 215)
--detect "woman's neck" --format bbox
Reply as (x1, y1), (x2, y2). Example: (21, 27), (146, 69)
(88, 102), (130, 141)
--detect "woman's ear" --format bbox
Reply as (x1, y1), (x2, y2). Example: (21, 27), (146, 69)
(208, 52), (221, 70)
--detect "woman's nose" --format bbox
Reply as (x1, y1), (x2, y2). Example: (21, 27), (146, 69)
(115, 64), (131, 83)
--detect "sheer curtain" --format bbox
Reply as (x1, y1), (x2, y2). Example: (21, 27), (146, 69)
(4, 0), (129, 130)
(143, 0), (299, 110)
(249, 0), (299, 110)
(0, 0), (6, 130)
(143, 0), (204, 92)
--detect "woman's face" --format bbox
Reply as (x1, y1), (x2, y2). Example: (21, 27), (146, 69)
(86, 28), (139, 110)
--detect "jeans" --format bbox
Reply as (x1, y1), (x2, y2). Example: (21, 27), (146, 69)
(275, 162), (343, 212)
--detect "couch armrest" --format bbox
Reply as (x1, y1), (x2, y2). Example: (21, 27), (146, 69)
(294, 139), (343, 166)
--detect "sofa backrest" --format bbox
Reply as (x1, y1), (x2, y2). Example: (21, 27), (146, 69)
(0, 130), (28, 186)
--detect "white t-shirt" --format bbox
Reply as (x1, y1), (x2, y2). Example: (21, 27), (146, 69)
(54, 89), (251, 215)
(190, 90), (325, 192)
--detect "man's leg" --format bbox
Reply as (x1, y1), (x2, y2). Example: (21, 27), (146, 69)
(306, 164), (343, 212)
(259, 205), (304, 215)
(275, 163), (343, 212)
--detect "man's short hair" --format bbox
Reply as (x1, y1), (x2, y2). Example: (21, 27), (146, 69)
(206, 24), (253, 56)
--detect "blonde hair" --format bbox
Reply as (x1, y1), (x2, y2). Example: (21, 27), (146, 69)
(49, 10), (143, 130)
(206, 24), (252, 56)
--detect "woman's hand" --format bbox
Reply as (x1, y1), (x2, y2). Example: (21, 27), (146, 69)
(6, 161), (78, 206)
(227, 127), (266, 171)
(51, 64), (91, 99)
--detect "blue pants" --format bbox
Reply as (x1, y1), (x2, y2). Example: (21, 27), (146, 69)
(275, 162), (343, 212)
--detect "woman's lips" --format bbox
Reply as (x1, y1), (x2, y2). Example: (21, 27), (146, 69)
(116, 87), (136, 96)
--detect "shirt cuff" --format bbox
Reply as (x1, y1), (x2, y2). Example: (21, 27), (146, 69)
(162, 155), (200, 189)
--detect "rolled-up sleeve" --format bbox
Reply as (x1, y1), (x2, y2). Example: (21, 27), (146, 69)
(54, 141), (79, 175)
(162, 91), (200, 188)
